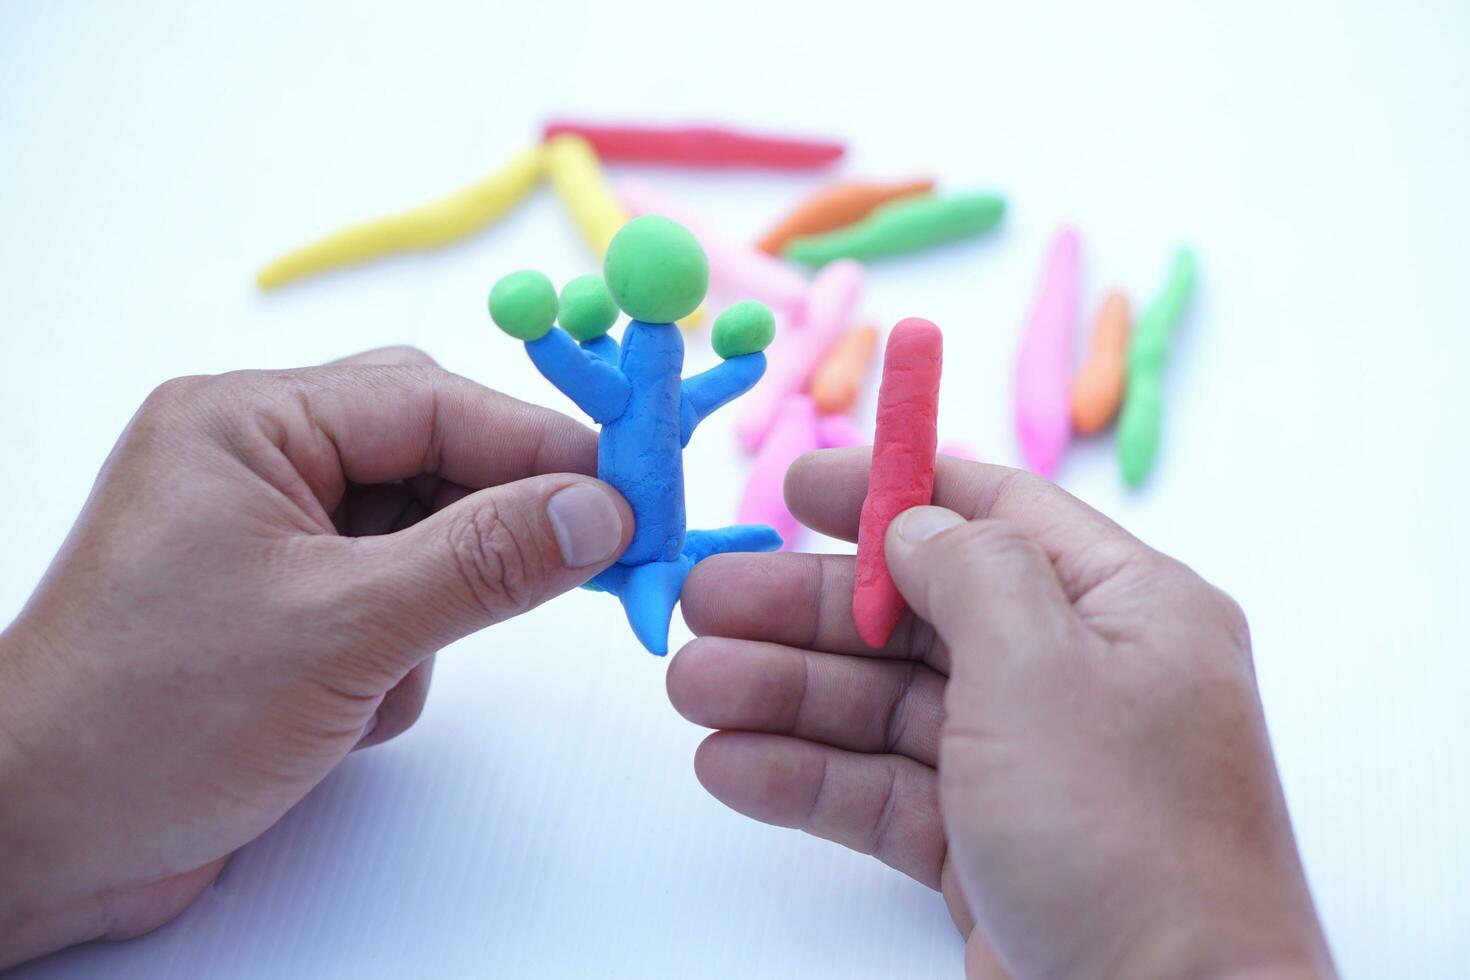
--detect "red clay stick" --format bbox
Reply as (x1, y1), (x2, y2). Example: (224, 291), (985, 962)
(542, 120), (845, 169)
(853, 318), (943, 647)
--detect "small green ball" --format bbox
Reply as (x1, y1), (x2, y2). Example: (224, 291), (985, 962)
(489, 270), (558, 340)
(711, 300), (776, 359)
(603, 215), (709, 324)
(558, 274), (619, 341)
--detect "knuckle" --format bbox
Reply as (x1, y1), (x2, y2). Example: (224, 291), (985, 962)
(374, 344), (436, 366)
(882, 662), (918, 753)
(128, 375), (220, 446)
(141, 374), (211, 414)
(1209, 587), (1252, 650)
(448, 500), (536, 617)
(924, 519), (1047, 619)
(867, 759), (903, 857)
(949, 518), (1040, 564)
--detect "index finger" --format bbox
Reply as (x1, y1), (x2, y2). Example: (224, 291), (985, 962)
(229, 364), (597, 515)
(784, 448), (1143, 600)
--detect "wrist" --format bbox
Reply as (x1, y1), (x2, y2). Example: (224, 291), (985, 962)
(1106, 892), (1336, 980)
(0, 621), (108, 967)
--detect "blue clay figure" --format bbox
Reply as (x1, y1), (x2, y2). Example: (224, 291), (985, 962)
(488, 215), (780, 654)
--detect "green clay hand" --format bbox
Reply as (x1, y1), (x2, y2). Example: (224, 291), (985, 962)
(488, 269), (559, 340)
(558, 274), (620, 342)
(711, 300), (776, 359)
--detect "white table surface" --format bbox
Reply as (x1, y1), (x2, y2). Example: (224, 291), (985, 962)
(2, 1), (1467, 976)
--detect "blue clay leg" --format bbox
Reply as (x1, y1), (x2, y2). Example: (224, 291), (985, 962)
(679, 353), (768, 446)
(609, 559), (692, 656)
(524, 329), (631, 424)
(584, 563), (627, 594)
(683, 525), (783, 562)
(587, 526), (781, 653)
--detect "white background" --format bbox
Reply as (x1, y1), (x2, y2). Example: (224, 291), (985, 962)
(2, 1), (1467, 977)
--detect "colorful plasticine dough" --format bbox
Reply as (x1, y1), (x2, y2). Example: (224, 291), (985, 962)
(618, 179), (809, 318)
(1014, 227), (1082, 477)
(1071, 291), (1131, 434)
(488, 270), (559, 340)
(558, 274), (621, 341)
(545, 133), (630, 257)
(810, 323), (879, 415)
(782, 192), (1006, 267)
(815, 412), (866, 451)
(757, 179), (935, 255)
(1118, 248), (1198, 486)
(257, 146), (544, 289)
(853, 319), (943, 648)
(737, 396), (873, 553)
(711, 301), (776, 358)
(543, 120), (845, 169)
(735, 259), (864, 453)
(488, 215), (780, 654)
(737, 395), (821, 550)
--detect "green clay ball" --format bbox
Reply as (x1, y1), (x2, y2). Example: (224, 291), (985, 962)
(558, 274), (619, 341)
(489, 270), (558, 340)
(711, 300), (776, 359)
(603, 215), (709, 323)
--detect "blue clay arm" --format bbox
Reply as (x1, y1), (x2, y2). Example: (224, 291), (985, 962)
(524, 329), (632, 424)
(679, 352), (767, 446)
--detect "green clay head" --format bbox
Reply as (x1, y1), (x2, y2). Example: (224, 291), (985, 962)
(558, 274), (620, 341)
(489, 270), (558, 340)
(603, 215), (709, 324)
(711, 300), (776, 359)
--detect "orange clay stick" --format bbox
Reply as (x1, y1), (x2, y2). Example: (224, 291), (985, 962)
(1070, 291), (1131, 434)
(757, 179), (935, 256)
(810, 323), (879, 414)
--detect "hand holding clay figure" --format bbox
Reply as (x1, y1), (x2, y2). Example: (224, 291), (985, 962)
(0, 346), (634, 966)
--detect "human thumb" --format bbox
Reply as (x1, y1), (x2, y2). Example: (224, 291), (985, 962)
(883, 506), (1077, 669)
(352, 474), (633, 653)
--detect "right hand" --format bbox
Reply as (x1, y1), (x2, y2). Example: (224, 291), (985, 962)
(670, 449), (1334, 978)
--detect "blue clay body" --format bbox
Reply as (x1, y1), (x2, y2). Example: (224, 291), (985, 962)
(520, 319), (777, 654)
(604, 321), (687, 564)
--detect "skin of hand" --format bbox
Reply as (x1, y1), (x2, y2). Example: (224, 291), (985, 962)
(669, 449), (1335, 979)
(0, 347), (634, 967)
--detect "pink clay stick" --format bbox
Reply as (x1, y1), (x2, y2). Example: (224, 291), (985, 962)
(816, 412), (866, 449)
(737, 395), (821, 550)
(1014, 227), (1081, 477)
(736, 259), (864, 453)
(618, 179), (808, 318)
(853, 319), (943, 648)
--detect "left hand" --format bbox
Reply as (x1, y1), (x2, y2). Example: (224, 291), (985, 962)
(0, 346), (633, 966)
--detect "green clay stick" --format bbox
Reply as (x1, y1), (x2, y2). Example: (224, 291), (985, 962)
(781, 192), (1006, 267)
(1117, 248), (1198, 486)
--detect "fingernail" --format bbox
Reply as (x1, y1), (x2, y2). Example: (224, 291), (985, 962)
(547, 483), (624, 568)
(894, 506), (965, 544)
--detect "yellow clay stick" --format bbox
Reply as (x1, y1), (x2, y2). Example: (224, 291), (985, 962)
(545, 133), (630, 257)
(257, 146), (545, 290)
(544, 133), (701, 328)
